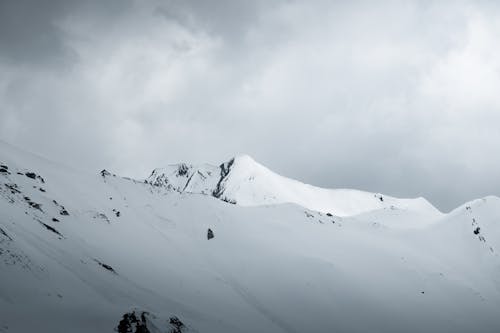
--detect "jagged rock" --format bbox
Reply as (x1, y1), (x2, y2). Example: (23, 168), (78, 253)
(116, 311), (152, 333)
(169, 316), (185, 333)
(0, 165), (9, 174)
(25, 172), (37, 179)
(207, 228), (214, 240)
(177, 163), (189, 176)
(100, 169), (111, 177)
(53, 200), (70, 215)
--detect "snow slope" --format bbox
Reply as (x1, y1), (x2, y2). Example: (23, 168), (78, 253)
(148, 155), (442, 218)
(1, 141), (500, 333)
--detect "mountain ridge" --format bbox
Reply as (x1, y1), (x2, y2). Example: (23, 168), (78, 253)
(1, 140), (500, 332)
(147, 154), (441, 217)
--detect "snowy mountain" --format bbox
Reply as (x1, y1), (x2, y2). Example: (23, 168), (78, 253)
(147, 154), (441, 217)
(1, 140), (500, 333)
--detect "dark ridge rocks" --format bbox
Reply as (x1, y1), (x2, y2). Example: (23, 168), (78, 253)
(177, 163), (189, 177)
(113, 209), (121, 217)
(25, 172), (36, 179)
(473, 226), (487, 242)
(38, 221), (63, 237)
(5, 183), (20, 194)
(220, 197), (236, 204)
(52, 200), (69, 216)
(100, 169), (111, 177)
(0, 164), (10, 174)
(326, 213), (333, 217)
(207, 228), (214, 240)
(39, 187), (46, 192)
(0, 227), (13, 241)
(169, 316), (185, 333)
(52, 218), (60, 222)
(116, 311), (155, 333)
(95, 259), (117, 274)
(23, 196), (43, 212)
(25, 172), (45, 183)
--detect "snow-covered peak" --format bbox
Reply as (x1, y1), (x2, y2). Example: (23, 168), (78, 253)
(147, 155), (442, 217)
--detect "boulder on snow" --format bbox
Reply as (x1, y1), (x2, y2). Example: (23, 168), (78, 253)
(207, 228), (214, 240)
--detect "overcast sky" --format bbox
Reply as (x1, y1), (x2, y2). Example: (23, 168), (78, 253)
(1, 0), (500, 211)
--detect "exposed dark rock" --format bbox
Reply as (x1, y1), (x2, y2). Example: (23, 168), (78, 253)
(53, 200), (70, 215)
(39, 187), (46, 192)
(23, 196), (43, 211)
(38, 221), (62, 237)
(326, 213), (333, 217)
(25, 172), (37, 179)
(220, 197), (236, 204)
(5, 183), (20, 194)
(0, 165), (9, 174)
(213, 158), (235, 198)
(207, 228), (214, 240)
(95, 259), (117, 274)
(116, 311), (152, 333)
(100, 169), (111, 177)
(52, 218), (60, 222)
(177, 163), (189, 177)
(28, 201), (43, 211)
(169, 316), (185, 333)
(474, 227), (480, 235)
(0, 227), (13, 241)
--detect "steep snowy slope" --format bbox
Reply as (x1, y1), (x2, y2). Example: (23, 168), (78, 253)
(1, 141), (500, 333)
(148, 155), (442, 218)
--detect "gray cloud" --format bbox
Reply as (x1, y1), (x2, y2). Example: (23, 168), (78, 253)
(1, 0), (500, 211)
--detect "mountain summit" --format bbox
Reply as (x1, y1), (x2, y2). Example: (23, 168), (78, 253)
(147, 154), (441, 217)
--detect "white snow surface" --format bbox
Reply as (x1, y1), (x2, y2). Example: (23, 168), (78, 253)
(1, 141), (500, 333)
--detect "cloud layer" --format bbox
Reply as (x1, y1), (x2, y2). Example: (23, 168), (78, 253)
(1, 0), (500, 211)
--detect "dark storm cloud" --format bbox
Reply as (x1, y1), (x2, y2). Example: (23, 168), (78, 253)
(0, 0), (72, 67)
(1, 0), (500, 211)
(0, 0), (131, 67)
